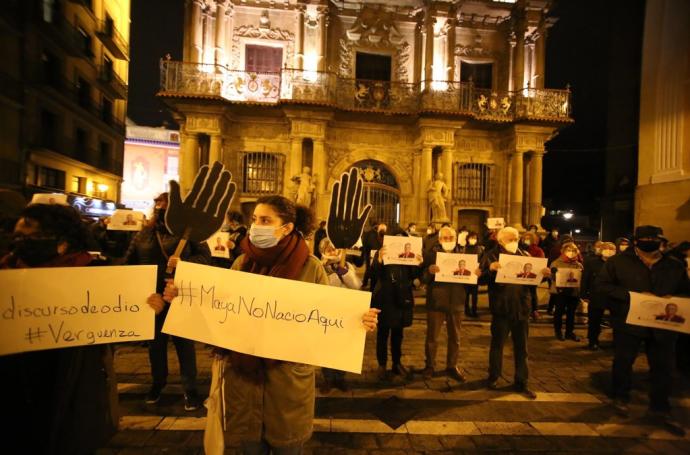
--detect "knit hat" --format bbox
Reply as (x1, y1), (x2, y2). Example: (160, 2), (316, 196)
(634, 225), (663, 240)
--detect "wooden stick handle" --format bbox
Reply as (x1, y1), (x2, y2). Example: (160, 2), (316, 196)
(165, 227), (191, 275)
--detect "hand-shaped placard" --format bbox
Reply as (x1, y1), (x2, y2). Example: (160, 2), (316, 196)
(164, 161), (236, 273)
(327, 168), (372, 250)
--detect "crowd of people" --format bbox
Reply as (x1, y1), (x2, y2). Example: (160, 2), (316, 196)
(0, 187), (689, 453)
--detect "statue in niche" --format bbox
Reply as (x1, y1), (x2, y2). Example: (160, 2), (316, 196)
(427, 172), (449, 222)
(293, 166), (316, 208)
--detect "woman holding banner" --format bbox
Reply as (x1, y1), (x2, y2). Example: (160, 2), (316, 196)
(163, 195), (379, 455)
(0, 203), (118, 454)
(550, 242), (584, 342)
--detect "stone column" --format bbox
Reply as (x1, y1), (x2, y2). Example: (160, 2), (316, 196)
(214, 1), (227, 66)
(509, 150), (525, 229)
(191, 0), (204, 63)
(224, 5), (234, 67)
(295, 7), (305, 70)
(526, 40), (535, 90)
(513, 14), (526, 92)
(414, 19), (423, 84)
(446, 18), (456, 82)
(209, 134), (223, 165)
(441, 146), (454, 221)
(180, 132), (200, 197)
(285, 138), (302, 197)
(528, 151), (544, 227)
(419, 146), (433, 222)
(424, 15), (435, 85)
(534, 30), (546, 89)
(312, 139), (328, 219)
(318, 7), (328, 71)
(508, 35), (516, 92)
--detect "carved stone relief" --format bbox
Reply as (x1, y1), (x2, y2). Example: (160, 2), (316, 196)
(185, 115), (221, 134)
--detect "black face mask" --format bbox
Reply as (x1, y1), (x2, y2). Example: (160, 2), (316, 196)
(636, 239), (661, 253)
(12, 236), (60, 266)
(154, 208), (167, 229)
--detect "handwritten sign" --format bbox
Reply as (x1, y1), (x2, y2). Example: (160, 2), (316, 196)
(555, 268), (582, 288)
(0, 266), (157, 355)
(627, 292), (690, 334)
(495, 254), (547, 286)
(435, 252), (479, 284)
(108, 209), (145, 231)
(163, 261), (372, 373)
(382, 235), (423, 266)
(207, 230), (230, 259)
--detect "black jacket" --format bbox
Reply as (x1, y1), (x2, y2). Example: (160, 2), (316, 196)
(480, 245), (532, 320)
(370, 251), (421, 328)
(595, 249), (689, 332)
(581, 254), (607, 308)
(124, 225), (212, 292)
(422, 243), (467, 313)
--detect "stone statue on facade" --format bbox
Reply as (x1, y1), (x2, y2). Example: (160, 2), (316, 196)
(293, 166), (316, 208)
(427, 172), (449, 222)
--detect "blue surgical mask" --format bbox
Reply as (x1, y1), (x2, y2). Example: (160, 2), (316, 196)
(249, 224), (284, 249)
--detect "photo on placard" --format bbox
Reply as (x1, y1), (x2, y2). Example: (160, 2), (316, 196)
(108, 209), (145, 231)
(486, 217), (505, 230)
(627, 292), (690, 334)
(207, 230), (230, 259)
(495, 254), (547, 286)
(435, 252), (479, 284)
(555, 268), (582, 288)
(382, 235), (423, 266)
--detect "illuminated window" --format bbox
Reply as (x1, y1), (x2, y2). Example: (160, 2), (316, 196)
(242, 152), (283, 194)
(245, 45), (283, 73)
(455, 163), (494, 205)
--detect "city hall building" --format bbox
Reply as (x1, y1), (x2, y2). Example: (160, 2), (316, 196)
(159, 0), (572, 234)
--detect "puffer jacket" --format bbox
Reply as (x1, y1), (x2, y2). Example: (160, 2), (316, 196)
(550, 257), (583, 297)
(124, 225), (211, 292)
(423, 243), (468, 313)
(480, 245), (532, 320)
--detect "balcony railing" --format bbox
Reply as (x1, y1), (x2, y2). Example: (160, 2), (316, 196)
(98, 65), (128, 99)
(96, 19), (129, 60)
(159, 60), (573, 122)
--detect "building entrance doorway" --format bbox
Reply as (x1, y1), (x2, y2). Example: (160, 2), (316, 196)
(457, 209), (488, 238)
(350, 160), (400, 228)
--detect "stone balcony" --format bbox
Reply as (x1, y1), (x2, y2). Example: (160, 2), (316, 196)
(159, 60), (572, 122)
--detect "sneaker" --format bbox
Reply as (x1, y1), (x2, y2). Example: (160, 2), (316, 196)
(422, 366), (434, 379)
(565, 333), (581, 342)
(391, 363), (409, 377)
(447, 367), (467, 382)
(145, 385), (164, 404)
(184, 391), (202, 411)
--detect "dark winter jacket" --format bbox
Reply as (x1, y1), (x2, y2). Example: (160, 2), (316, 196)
(422, 243), (468, 313)
(370, 251), (421, 328)
(594, 248), (690, 333)
(124, 225), (211, 292)
(313, 227), (327, 258)
(480, 245), (533, 320)
(581, 254), (607, 309)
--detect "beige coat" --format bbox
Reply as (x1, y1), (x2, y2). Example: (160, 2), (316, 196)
(204, 255), (328, 453)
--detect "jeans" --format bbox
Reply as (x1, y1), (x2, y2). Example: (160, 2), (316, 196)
(612, 328), (677, 411)
(464, 285), (478, 314)
(149, 311), (198, 393)
(488, 316), (529, 387)
(376, 325), (404, 367)
(425, 310), (462, 370)
(553, 294), (578, 335)
(241, 440), (304, 455)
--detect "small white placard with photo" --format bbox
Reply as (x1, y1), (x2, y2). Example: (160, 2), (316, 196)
(206, 230), (230, 259)
(495, 254), (547, 286)
(108, 209), (145, 231)
(627, 292), (690, 334)
(555, 268), (582, 288)
(487, 217), (506, 230)
(382, 235), (423, 266)
(435, 252), (479, 284)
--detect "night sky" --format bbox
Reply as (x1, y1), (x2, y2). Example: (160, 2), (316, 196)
(128, 0), (645, 227)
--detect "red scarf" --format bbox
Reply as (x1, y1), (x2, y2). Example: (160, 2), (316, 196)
(230, 232), (310, 382)
(559, 253), (581, 264)
(239, 231), (310, 280)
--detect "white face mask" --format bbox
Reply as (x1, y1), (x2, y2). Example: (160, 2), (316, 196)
(619, 244), (629, 252)
(565, 251), (577, 259)
(601, 250), (615, 258)
(441, 241), (456, 252)
(504, 241), (519, 254)
(249, 223), (284, 249)
(523, 239), (532, 246)
(468, 238), (477, 246)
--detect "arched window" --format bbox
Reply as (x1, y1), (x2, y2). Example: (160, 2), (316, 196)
(241, 152), (283, 195)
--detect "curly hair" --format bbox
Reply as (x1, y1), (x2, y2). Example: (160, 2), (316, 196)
(255, 195), (315, 237)
(20, 204), (89, 252)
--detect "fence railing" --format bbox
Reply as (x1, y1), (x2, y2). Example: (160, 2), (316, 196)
(159, 60), (572, 122)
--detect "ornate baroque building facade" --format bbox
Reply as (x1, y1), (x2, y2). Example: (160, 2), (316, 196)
(159, 0), (572, 233)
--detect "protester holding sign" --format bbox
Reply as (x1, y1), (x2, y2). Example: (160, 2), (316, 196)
(595, 225), (689, 435)
(372, 230), (421, 380)
(125, 192), (211, 411)
(480, 227), (551, 399)
(422, 226), (479, 381)
(460, 231), (484, 317)
(0, 203), (118, 454)
(582, 241), (616, 350)
(550, 242), (584, 342)
(162, 195), (378, 455)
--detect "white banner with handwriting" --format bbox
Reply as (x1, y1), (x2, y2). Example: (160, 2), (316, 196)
(0, 265), (157, 355)
(163, 261), (372, 373)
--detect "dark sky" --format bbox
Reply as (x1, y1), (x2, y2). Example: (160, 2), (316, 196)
(128, 0), (645, 223)
(127, 0), (184, 127)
